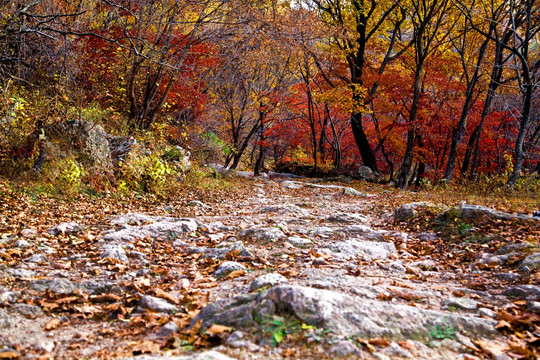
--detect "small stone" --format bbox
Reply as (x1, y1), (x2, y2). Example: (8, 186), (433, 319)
(342, 225), (385, 241)
(444, 297), (478, 311)
(48, 222), (85, 236)
(380, 342), (413, 358)
(27, 279), (78, 294)
(478, 308), (497, 319)
(409, 260), (438, 271)
(21, 228), (38, 239)
(25, 254), (48, 263)
(287, 236), (312, 247)
(495, 272), (520, 282)
(383, 260), (407, 273)
(328, 340), (363, 357)
(342, 187), (366, 196)
(527, 301), (540, 312)
(310, 227), (334, 237)
(157, 321), (179, 336)
(100, 244), (128, 262)
(519, 252), (540, 272)
(260, 204), (309, 217)
(240, 227), (285, 242)
(188, 200), (212, 210)
(138, 295), (178, 314)
(226, 330), (244, 343)
(0, 291), (20, 305)
(250, 273), (288, 291)
(502, 285), (540, 300)
(14, 239), (31, 248)
(14, 304), (43, 318)
(395, 202), (438, 222)
(214, 261), (246, 278)
(281, 181), (303, 189)
(327, 213), (369, 224)
(6, 268), (36, 278)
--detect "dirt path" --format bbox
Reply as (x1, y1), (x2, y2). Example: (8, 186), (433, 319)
(0, 177), (538, 359)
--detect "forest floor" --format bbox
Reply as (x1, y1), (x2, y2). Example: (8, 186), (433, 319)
(0, 174), (539, 360)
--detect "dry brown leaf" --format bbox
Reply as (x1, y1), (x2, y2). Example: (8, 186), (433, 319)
(222, 269), (246, 280)
(368, 338), (391, 347)
(398, 340), (418, 352)
(472, 339), (509, 356)
(152, 289), (177, 304)
(0, 351), (20, 360)
(131, 340), (160, 354)
(495, 320), (513, 331)
(43, 318), (62, 331)
(205, 324), (231, 336)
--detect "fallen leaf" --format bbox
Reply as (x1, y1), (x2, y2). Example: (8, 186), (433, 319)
(205, 324), (231, 336)
(131, 340), (160, 354)
(222, 269), (246, 280)
(472, 339), (509, 356)
(43, 318), (62, 331)
(369, 338), (391, 347)
(0, 351), (19, 359)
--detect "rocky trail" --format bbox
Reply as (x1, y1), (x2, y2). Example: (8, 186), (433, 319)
(0, 177), (539, 360)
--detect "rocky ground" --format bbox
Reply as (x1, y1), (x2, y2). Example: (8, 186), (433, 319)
(0, 177), (539, 360)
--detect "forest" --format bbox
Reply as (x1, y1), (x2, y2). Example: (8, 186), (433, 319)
(0, 0), (539, 192)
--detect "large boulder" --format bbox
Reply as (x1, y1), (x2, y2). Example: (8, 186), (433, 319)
(193, 285), (497, 341)
(438, 204), (537, 222)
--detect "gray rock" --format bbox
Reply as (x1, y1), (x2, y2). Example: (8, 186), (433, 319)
(409, 260), (438, 271)
(48, 222), (85, 236)
(27, 279), (78, 294)
(250, 273), (289, 291)
(100, 244), (128, 262)
(439, 204), (537, 222)
(328, 339), (363, 357)
(188, 200), (212, 210)
(103, 219), (198, 242)
(395, 202), (439, 222)
(157, 321), (179, 336)
(287, 236), (312, 247)
(260, 204), (309, 217)
(21, 228), (38, 239)
(121, 350), (235, 360)
(380, 342), (413, 358)
(25, 254), (48, 263)
(502, 285), (540, 300)
(196, 241), (254, 260)
(444, 297), (478, 311)
(82, 279), (122, 295)
(0, 291), (20, 305)
(240, 226), (286, 242)
(309, 227), (334, 237)
(6, 268), (36, 278)
(519, 252), (540, 272)
(527, 301), (540, 312)
(110, 213), (174, 226)
(0, 309), (14, 328)
(495, 272), (520, 282)
(478, 308), (497, 319)
(14, 239), (31, 248)
(214, 261), (246, 278)
(322, 239), (397, 260)
(382, 260), (407, 273)
(341, 225), (385, 241)
(355, 165), (375, 180)
(341, 187), (367, 196)
(13, 304), (43, 318)
(137, 295), (178, 314)
(172, 239), (189, 248)
(193, 285), (497, 341)
(281, 181), (303, 189)
(327, 213), (369, 224)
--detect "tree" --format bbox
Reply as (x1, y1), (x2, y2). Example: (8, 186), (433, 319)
(302, 0), (400, 172)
